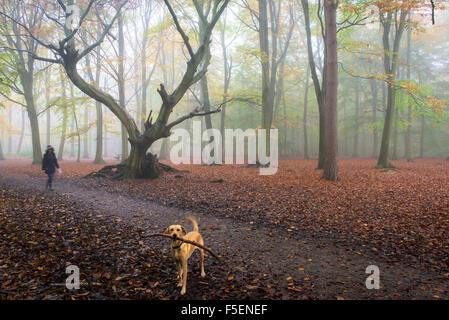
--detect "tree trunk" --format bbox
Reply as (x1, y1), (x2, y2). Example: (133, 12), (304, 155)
(86, 45), (105, 164)
(70, 115), (75, 158)
(58, 107), (68, 160)
(404, 22), (413, 162)
(118, 12), (128, 160)
(376, 9), (408, 168)
(301, 0), (326, 169)
(0, 136), (4, 160)
(83, 107), (89, 158)
(220, 11), (231, 160)
(103, 108), (108, 158)
(5, 6), (43, 164)
(45, 71), (51, 147)
(303, 65), (310, 159)
(322, 0), (339, 181)
(58, 76), (67, 160)
(200, 75), (213, 132)
(21, 73), (42, 164)
(7, 108), (12, 153)
(370, 78), (378, 158)
(140, 33), (148, 132)
(392, 107), (399, 160)
(94, 101), (105, 164)
(353, 81), (360, 158)
(259, 0), (274, 156)
(159, 139), (169, 160)
(199, 13), (213, 135)
(17, 108), (25, 154)
(73, 109), (81, 162)
(420, 115), (424, 158)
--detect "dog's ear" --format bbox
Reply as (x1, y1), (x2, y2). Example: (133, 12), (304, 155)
(181, 226), (187, 235)
(164, 227), (170, 234)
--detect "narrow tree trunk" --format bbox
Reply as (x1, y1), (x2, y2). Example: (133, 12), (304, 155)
(118, 12), (128, 160)
(17, 108), (25, 154)
(199, 9), (214, 161)
(392, 107), (399, 160)
(83, 107), (89, 158)
(45, 71), (51, 147)
(220, 11), (231, 160)
(376, 9), (407, 168)
(301, 0), (326, 169)
(73, 109), (81, 162)
(94, 101), (105, 164)
(404, 22), (413, 162)
(342, 95), (348, 157)
(303, 65), (310, 159)
(0, 135), (5, 160)
(200, 75), (213, 132)
(86, 45), (105, 164)
(8, 108), (12, 153)
(103, 108), (108, 158)
(353, 81), (360, 158)
(159, 139), (169, 160)
(370, 78), (378, 157)
(322, 0), (339, 181)
(58, 107), (68, 160)
(420, 115), (424, 158)
(70, 116), (75, 158)
(259, 0), (274, 157)
(58, 113), (67, 160)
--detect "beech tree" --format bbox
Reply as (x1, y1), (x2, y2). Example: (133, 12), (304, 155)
(322, 0), (339, 181)
(376, 0), (411, 168)
(0, 1), (44, 164)
(2, 0), (230, 179)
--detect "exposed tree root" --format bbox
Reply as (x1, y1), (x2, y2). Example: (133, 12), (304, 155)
(85, 153), (182, 180)
(374, 162), (396, 170)
(246, 161), (270, 168)
(84, 164), (126, 179)
(159, 162), (181, 173)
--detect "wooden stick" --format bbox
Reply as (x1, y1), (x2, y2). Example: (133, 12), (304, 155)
(145, 233), (221, 260)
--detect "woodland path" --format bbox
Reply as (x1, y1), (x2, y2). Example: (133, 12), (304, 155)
(0, 169), (447, 299)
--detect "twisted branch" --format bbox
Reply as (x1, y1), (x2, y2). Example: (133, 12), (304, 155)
(145, 233), (221, 260)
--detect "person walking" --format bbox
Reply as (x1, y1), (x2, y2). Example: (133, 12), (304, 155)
(42, 145), (61, 191)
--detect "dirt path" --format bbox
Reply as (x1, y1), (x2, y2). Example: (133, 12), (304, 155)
(0, 170), (447, 299)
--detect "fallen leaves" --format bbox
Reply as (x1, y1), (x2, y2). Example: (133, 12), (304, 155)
(0, 186), (278, 300)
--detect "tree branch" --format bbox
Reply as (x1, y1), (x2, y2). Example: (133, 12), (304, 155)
(165, 99), (232, 131)
(76, 0), (128, 62)
(163, 0), (195, 59)
(145, 233), (221, 260)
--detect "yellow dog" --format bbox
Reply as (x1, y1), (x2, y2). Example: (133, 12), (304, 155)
(165, 216), (205, 295)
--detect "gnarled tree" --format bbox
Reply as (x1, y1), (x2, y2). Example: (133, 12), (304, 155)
(2, 0), (230, 179)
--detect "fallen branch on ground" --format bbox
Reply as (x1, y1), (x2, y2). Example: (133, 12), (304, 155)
(144, 233), (221, 260)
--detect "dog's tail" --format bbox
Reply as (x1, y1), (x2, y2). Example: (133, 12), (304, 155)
(186, 216), (199, 233)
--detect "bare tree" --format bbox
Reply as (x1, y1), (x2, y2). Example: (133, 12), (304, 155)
(1, 0), (230, 179)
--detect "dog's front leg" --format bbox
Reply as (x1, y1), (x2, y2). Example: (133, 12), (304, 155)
(180, 259), (188, 295)
(176, 261), (183, 287)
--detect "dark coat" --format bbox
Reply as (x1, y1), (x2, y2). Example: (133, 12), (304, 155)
(42, 151), (59, 174)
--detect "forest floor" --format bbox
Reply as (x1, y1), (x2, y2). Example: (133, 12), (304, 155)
(0, 158), (448, 300)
